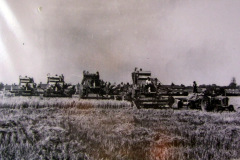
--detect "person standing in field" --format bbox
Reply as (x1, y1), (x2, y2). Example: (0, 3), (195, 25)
(193, 81), (198, 93)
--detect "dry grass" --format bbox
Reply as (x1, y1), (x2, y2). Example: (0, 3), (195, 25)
(0, 97), (131, 109)
(0, 96), (240, 160)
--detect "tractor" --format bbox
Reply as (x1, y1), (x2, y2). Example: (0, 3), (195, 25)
(187, 92), (235, 111)
(131, 68), (175, 109)
(43, 74), (75, 97)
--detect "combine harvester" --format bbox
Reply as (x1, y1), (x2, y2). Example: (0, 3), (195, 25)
(80, 71), (109, 99)
(9, 76), (39, 96)
(18, 76), (38, 96)
(79, 71), (130, 100)
(131, 68), (175, 109)
(43, 74), (75, 97)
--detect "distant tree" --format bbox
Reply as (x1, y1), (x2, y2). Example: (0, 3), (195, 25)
(0, 82), (4, 91)
(199, 84), (206, 88)
(232, 77), (236, 84)
(229, 77), (237, 88)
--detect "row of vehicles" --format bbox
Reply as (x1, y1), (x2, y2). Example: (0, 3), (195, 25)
(4, 68), (235, 111)
(8, 74), (75, 97)
(79, 68), (235, 111)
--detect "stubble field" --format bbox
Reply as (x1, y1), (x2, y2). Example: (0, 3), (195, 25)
(0, 96), (240, 160)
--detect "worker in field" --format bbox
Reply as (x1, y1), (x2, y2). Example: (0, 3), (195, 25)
(120, 82), (124, 92)
(146, 77), (152, 92)
(193, 81), (198, 93)
(96, 71), (99, 79)
(55, 82), (58, 91)
(25, 82), (29, 90)
(153, 78), (159, 92)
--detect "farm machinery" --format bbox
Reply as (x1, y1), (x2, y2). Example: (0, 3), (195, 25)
(43, 74), (75, 97)
(113, 82), (132, 101)
(131, 68), (175, 109)
(186, 92), (235, 111)
(80, 71), (109, 99)
(79, 71), (131, 100)
(18, 76), (38, 96)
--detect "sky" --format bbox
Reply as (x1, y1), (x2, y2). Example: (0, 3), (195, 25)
(1, 0), (240, 86)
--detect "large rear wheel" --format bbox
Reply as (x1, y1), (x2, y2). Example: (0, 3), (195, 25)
(228, 105), (235, 112)
(168, 96), (175, 108)
(132, 100), (141, 109)
(178, 100), (183, 109)
(201, 96), (210, 111)
(188, 101), (196, 109)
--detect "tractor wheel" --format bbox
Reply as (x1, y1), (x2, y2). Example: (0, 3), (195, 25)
(136, 104), (142, 109)
(131, 101), (136, 108)
(168, 96), (175, 108)
(188, 102), (195, 109)
(132, 101), (141, 109)
(178, 100), (183, 109)
(213, 105), (222, 112)
(228, 105), (235, 112)
(201, 100), (207, 111)
(201, 96), (210, 111)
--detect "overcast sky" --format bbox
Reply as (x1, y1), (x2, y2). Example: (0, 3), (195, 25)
(1, 0), (240, 86)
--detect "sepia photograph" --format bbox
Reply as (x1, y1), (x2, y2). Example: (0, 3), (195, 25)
(1, 0), (240, 159)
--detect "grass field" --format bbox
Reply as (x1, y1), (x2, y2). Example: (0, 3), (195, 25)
(0, 96), (240, 160)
